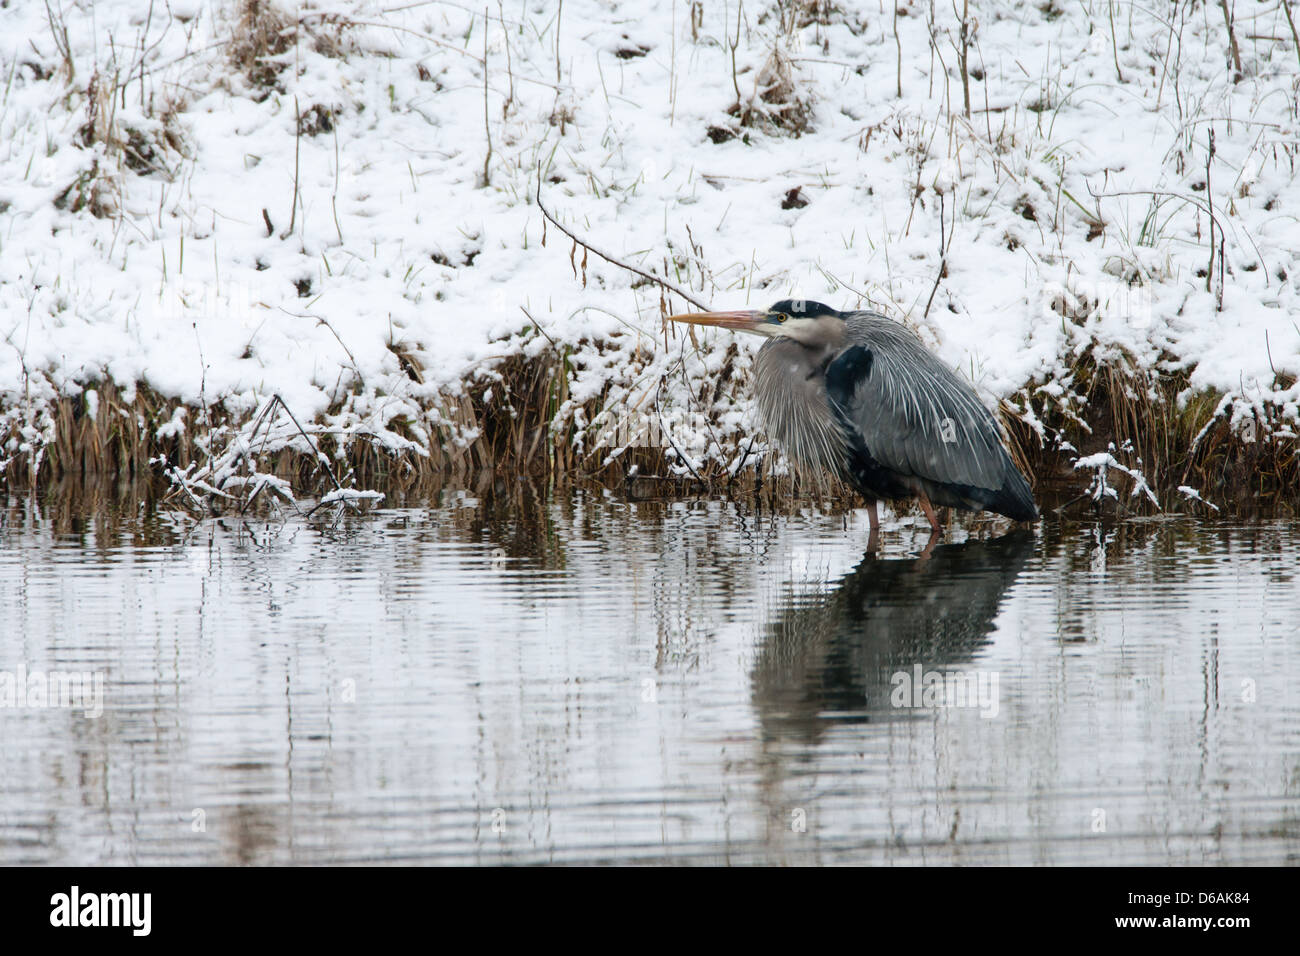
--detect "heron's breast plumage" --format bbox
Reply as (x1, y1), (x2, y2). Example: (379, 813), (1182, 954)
(754, 338), (849, 485)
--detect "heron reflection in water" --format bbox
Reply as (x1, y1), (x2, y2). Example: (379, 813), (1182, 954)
(751, 531), (1035, 741)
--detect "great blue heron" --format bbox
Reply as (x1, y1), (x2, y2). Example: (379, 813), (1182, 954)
(668, 300), (1037, 540)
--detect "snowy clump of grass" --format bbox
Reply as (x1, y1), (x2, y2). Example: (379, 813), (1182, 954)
(1073, 441), (1159, 511)
(228, 0), (296, 92)
(154, 394), (385, 516)
(38, 3), (194, 220)
(1177, 485), (1219, 513)
(731, 44), (814, 137)
(0, 389), (58, 482)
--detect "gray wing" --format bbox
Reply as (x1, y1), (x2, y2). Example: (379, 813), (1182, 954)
(825, 313), (1033, 515)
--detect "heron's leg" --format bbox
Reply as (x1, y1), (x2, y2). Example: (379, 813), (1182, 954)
(865, 500), (880, 551)
(917, 491), (943, 534)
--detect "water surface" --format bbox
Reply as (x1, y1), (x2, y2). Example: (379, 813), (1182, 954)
(1, 490), (1297, 864)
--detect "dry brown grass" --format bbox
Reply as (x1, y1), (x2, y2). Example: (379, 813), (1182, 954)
(730, 46), (815, 137)
(227, 0), (359, 93)
(3, 345), (1296, 516)
(1013, 350), (1298, 515)
(229, 0), (296, 91)
(51, 55), (192, 220)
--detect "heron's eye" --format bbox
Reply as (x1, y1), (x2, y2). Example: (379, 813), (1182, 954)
(775, 313), (789, 323)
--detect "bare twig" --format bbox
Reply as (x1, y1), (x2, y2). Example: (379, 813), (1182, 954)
(286, 95), (301, 238)
(332, 113), (344, 242)
(1206, 129), (1216, 298)
(1108, 0), (1124, 83)
(44, 0), (75, 83)
(555, 0), (563, 85)
(729, 1), (743, 105)
(1218, 0), (1243, 78)
(957, 0), (971, 118)
(654, 370), (707, 485)
(923, 193), (948, 320)
(1284, 1), (1300, 72)
(1086, 187), (1231, 244)
(535, 168), (709, 311)
(273, 393), (344, 493)
(893, 1), (902, 98)
(728, 438), (755, 489)
(497, 0), (515, 115)
(481, 7), (492, 188)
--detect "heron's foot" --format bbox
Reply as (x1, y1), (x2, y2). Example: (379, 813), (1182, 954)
(917, 493), (944, 535)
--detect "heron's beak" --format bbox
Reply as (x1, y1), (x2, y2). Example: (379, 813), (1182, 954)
(666, 309), (766, 333)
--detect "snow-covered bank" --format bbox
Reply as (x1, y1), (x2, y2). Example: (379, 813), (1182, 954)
(1, 1), (1297, 506)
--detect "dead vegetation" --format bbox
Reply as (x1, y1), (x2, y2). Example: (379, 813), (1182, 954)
(5, 338), (1295, 518)
(728, 45), (815, 137)
(228, 0), (296, 92)
(297, 103), (336, 137)
(708, 2), (822, 143)
(52, 65), (192, 220)
(1011, 349), (1298, 517)
(227, 0), (359, 96)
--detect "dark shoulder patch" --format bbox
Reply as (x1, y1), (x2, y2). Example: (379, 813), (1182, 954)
(825, 345), (873, 407)
(822, 344), (912, 501)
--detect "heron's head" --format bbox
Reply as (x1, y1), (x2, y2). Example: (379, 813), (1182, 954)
(667, 299), (845, 346)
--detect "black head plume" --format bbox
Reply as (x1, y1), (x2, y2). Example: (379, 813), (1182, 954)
(768, 299), (843, 319)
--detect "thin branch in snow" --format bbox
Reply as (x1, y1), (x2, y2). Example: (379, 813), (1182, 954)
(535, 168), (709, 312)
